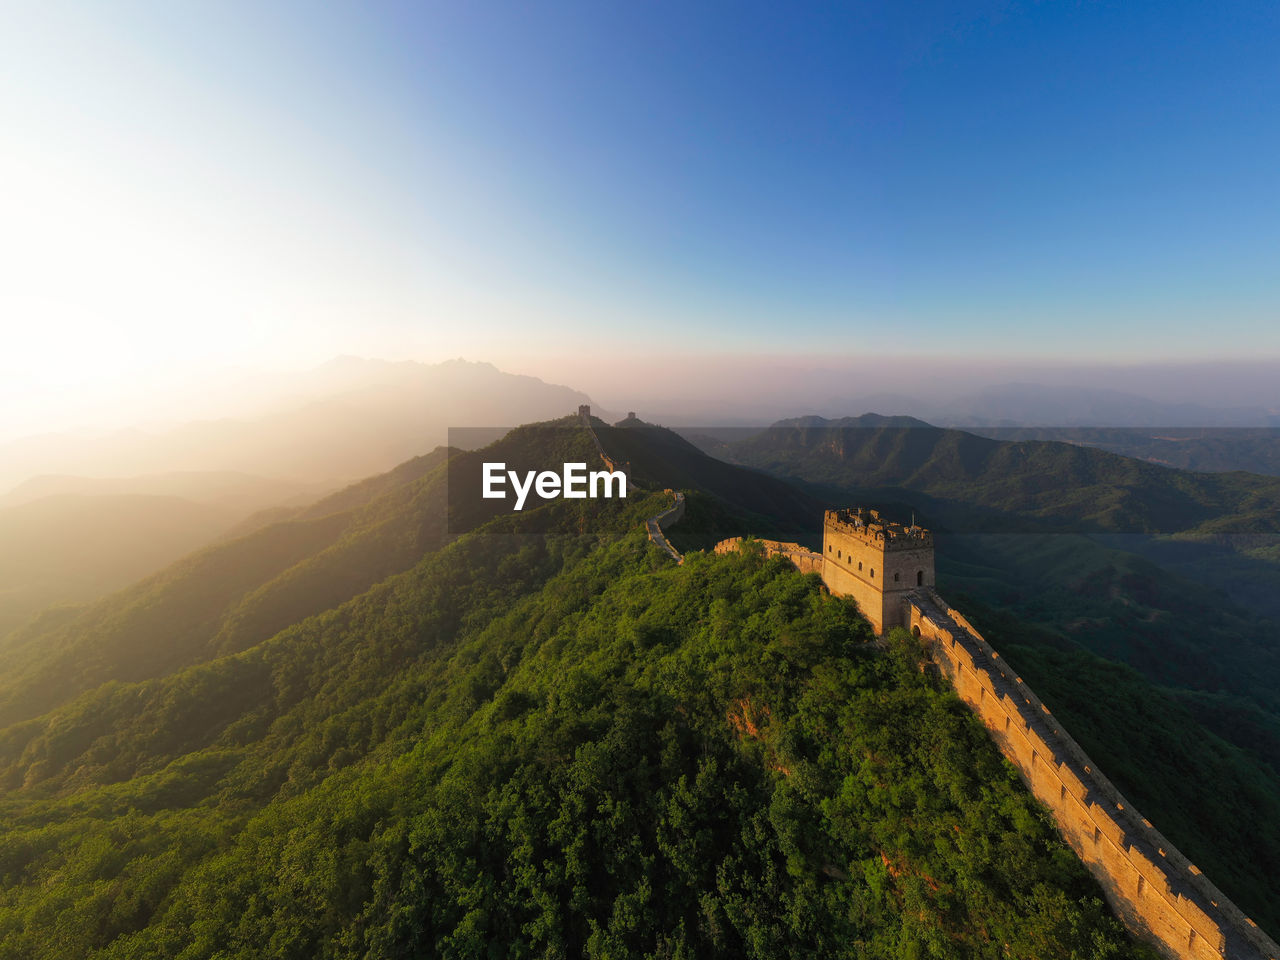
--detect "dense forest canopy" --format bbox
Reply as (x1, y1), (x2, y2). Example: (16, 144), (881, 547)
(0, 420), (1157, 958)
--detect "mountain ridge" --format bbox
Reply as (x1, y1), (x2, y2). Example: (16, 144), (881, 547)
(0, 359), (598, 494)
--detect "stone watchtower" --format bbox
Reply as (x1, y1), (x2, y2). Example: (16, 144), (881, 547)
(821, 508), (935, 634)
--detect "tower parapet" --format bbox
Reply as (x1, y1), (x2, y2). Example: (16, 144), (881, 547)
(824, 508), (933, 550)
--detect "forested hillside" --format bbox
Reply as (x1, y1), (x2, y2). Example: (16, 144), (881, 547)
(0, 420), (1156, 958)
(0, 517), (1148, 958)
(0, 418), (606, 732)
(718, 415), (1280, 535)
(705, 415), (1280, 933)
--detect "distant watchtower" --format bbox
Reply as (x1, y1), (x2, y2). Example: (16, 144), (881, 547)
(822, 508), (935, 634)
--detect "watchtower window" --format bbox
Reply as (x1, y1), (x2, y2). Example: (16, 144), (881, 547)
(916, 570), (924, 586)
(837, 549), (841, 559)
(894, 572), (900, 582)
(857, 561), (862, 571)
(870, 568), (875, 578)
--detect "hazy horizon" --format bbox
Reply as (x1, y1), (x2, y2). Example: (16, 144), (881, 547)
(6, 353), (1280, 448)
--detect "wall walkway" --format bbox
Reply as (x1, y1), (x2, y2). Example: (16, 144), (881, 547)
(577, 407), (683, 563)
(907, 589), (1279, 960)
(713, 537), (823, 575)
(647, 491), (685, 563)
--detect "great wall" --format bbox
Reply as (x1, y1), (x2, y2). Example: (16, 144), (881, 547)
(908, 589), (1278, 960)
(577, 405), (685, 563)
(577, 407), (1280, 959)
(714, 519), (1280, 960)
(646, 490), (685, 563)
(714, 538), (823, 574)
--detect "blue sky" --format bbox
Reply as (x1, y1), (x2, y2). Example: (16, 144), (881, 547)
(1, 1), (1278, 430)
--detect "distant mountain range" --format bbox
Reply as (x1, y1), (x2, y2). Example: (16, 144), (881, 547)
(693, 413), (1280, 535)
(623, 366), (1280, 431)
(961, 425), (1280, 477)
(824, 379), (1280, 429)
(920, 382), (1280, 428)
(0, 472), (332, 637)
(0, 358), (597, 494)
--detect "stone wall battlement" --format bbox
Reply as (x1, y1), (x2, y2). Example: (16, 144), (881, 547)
(908, 590), (1279, 960)
(713, 537), (824, 575)
(647, 490), (685, 563)
(578, 407), (631, 477)
(577, 407), (677, 560)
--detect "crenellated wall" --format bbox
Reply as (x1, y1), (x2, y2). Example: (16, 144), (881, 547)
(577, 406), (631, 477)
(578, 409), (679, 561)
(907, 590), (1279, 960)
(713, 537), (824, 575)
(647, 490), (685, 563)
